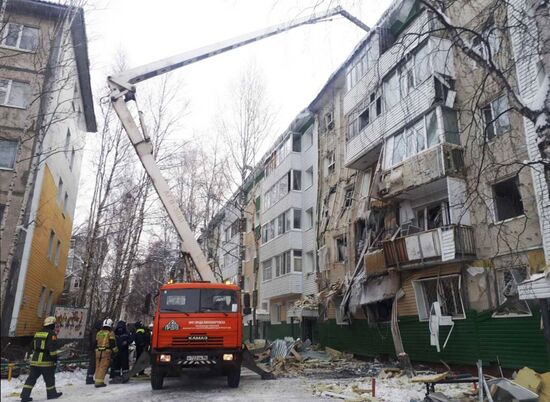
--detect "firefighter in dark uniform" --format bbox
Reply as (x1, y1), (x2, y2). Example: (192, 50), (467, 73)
(110, 320), (132, 383)
(133, 321), (150, 376)
(20, 316), (63, 402)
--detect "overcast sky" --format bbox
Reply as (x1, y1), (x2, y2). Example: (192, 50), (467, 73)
(75, 0), (392, 225)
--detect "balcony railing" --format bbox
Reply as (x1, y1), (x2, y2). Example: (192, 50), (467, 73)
(382, 224), (475, 268)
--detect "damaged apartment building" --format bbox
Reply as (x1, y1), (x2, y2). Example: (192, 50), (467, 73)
(308, 0), (549, 372)
(202, 0), (549, 372)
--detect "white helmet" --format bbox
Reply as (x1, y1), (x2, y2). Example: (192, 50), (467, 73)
(44, 316), (56, 327)
(102, 318), (113, 328)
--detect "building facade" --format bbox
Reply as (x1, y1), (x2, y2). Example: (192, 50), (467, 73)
(202, 0), (549, 371)
(0, 0), (96, 337)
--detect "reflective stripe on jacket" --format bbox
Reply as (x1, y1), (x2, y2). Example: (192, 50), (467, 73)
(96, 329), (118, 353)
(30, 329), (60, 367)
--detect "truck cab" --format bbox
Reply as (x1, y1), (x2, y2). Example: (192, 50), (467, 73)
(150, 282), (243, 388)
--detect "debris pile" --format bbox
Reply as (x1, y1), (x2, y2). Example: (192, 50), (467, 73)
(512, 367), (550, 402)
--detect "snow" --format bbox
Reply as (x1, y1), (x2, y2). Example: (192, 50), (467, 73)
(1, 368), (474, 401)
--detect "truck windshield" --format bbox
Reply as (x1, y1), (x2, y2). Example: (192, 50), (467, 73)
(160, 288), (238, 313)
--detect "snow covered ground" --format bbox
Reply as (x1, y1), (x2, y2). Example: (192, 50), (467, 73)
(1, 368), (473, 401)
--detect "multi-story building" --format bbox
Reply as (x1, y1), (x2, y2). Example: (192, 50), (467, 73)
(308, 0), (548, 371)
(258, 112), (317, 338)
(0, 0), (96, 338)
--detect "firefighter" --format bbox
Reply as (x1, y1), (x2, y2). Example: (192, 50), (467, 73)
(20, 316), (63, 402)
(110, 320), (132, 383)
(133, 321), (150, 376)
(94, 319), (118, 388)
(85, 320), (102, 385)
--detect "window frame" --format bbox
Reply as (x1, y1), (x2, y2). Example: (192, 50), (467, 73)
(412, 274), (466, 321)
(483, 94), (511, 140)
(0, 78), (31, 109)
(1, 22), (40, 52)
(0, 138), (18, 170)
(492, 266), (532, 318)
(492, 176), (524, 223)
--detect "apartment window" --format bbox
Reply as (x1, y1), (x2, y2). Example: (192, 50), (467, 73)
(284, 251), (291, 275)
(1, 23), (39, 51)
(412, 275), (465, 321)
(343, 187), (354, 208)
(335, 236), (347, 262)
(359, 170), (372, 198)
(54, 240), (61, 266)
(493, 267), (531, 317)
(293, 250), (302, 272)
(306, 208), (313, 230)
(63, 193), (69, 215)
(274, 255), (282, 277)
(386, 110), (439, 168)
(325, 151), (335, 175)
(414, 44), (432, 84)
(384, 72), (400, 110)
(483, 95), (511, 140)
(264, 172), (289, 209)
(273, 303), (282, 323)
(0, 79), (30, 108)
(400, 58), (416, 97)
(47, 231), (55, 261)
(69, 147), (76, 170)
(45, 289), (54, 316)
(292, 208), (301, 229)
(291, 170), (301, 191)
(324, 111), (334, 130)
(292, 133), (301, 152)
(415, 201), (450, 231)
(37, 286), (47, 317)
(0, 204), (5, 224)
(73, 278), (81, 289)
(0, 139), (18, 169)
(58, 178), (64, 204)
(262, 259), (272, 281)
(493, 177), (524, 221)
(303, 127), (313, 149)
(358, 108), (370, 131)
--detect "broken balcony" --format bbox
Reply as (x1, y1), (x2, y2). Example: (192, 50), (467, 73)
(377, 142), (464, 199)
(382, 224), (476, 269)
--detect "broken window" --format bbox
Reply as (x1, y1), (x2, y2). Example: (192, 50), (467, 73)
(412, 275), (465, 321)
(415, 201), (450, 231)
(335, 236), (347, 263)
(343, 187), (354, 208)
(493, 267), (531, 317)
(366, 299), (393, 323)
(325, 151), (335, 175)
(492, 177), (524, 221)
(359, 170), (372, 198)
(483, 95), (511, 140)
(426, 110), (439, 147)
(324, 111), (334, 130)
(359, 108), (370, 131)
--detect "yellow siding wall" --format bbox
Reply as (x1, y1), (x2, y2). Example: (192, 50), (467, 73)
(397, 264), (461, 317)
(16, 165), (72, 336)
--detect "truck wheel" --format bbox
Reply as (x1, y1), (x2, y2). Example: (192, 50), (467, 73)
(227, 366), (241, 388)
(151, 364), (164, 390)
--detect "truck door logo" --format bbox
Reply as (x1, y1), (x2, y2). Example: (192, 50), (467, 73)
(163, 320), (179, 331)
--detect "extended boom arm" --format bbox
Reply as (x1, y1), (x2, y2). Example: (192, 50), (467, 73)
(108, 7), (369, 283)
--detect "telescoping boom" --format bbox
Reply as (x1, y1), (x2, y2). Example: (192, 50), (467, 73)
(108, 7), (369, 283)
